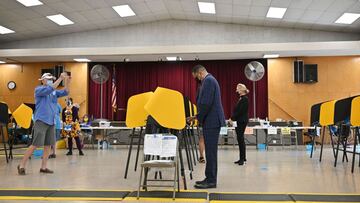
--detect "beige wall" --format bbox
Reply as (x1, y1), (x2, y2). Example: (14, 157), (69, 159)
(0, 62), (88, 117)
(268, 56), (360, 126)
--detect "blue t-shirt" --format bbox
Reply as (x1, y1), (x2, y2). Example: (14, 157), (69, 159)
(33, 85), (68, 125)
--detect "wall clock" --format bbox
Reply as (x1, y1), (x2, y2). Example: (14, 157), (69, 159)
(7, 81), (16, 90)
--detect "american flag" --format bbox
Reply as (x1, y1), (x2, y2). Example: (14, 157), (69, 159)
(111, 67), (117, 112)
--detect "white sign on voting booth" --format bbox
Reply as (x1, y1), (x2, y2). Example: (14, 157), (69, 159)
(144, 134), (177, 157)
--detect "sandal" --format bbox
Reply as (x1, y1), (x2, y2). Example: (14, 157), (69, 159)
(199, 157), (205, 163)
(17, 165), (26, 175)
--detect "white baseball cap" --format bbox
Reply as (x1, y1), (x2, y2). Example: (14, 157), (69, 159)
(39, 73), (56, 81)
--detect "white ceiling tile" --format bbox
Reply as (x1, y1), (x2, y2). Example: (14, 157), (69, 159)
(216, 3), (233, 16)
(233, 5), (250, 17)
(327, 0), (358, 12)
(270, 0), (292, 8)
(146, 0), (167, 12)
(251, 0), (271, 7)
(215, 0), (232, 3)
(249, 6), (268, 17)
(233, 0), (252, 6)
(96, 8), (119, 19)
(289, 0), (313, 9)
(283, 8), (305, 20)
(31, 5), (58, 16)
(0, 10), (25, 22)
(300, 10), (324, 22)
(316, 11), (343, 25)
(79, 10), (105, 21)
(64, 12), (89, 23)
(63, 0), (92, 11)
(132, 2), (152, 14)
(347, 2), (360, 13)
(47, 1), (77, 13)
(181, 1), (198, 12)
(13, 7), (43, 19)
(0, 0), (23, 9)
(308, 0), (336, 11)
(84, 0), (109, 9)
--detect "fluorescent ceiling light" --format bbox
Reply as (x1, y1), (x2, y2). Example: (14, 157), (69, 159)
(0, 25), (15, 34)
(46, 14), (74, 26)
(166, 56), (182, 61)
(266, 7), (287, 19)
(74, 58), (91, 62)
(16, 0), (43, 7)
(335, 13), (360, 24)
(198, 2), (216, 14)
(263, 54), (279, 58)
(112, 5), (136, 17)
(0, 61), (6, 64)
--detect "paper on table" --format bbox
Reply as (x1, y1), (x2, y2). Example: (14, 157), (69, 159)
(244, 127), (253, 135)
(144, 134), (162, 155)
(220, 127), (228, 135)
(281, 127), (291, 135)
(268, 127), (277, 135)
(161, 135), (177, 157)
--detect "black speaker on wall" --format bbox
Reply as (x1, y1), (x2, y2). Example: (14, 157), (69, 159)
(293, 60), (304, 83)
(304, 64), (318, 83)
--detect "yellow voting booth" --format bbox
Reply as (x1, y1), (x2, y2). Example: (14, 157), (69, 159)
(12, 104), (33, 129)
(350, 96), (360, 173)
(318, 100), (336, 162)
(126, 92), (154, 128)
(144, 87), (186, 130)
(124, 91), (153, 179)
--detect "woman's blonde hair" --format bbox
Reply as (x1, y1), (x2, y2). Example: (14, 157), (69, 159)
(237, 83), (249, 94)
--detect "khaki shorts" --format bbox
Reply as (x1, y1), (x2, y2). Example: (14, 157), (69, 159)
(32, 120), (55, 146)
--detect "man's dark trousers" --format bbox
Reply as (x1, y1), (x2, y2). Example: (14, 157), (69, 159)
(203, 127), (220, 184)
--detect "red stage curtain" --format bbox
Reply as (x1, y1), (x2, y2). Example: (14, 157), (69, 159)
(88, 59), (268, 121)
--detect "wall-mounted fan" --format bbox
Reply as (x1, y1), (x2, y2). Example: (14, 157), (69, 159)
(90, 64), (110, 119)
(244, 61), (265, 118)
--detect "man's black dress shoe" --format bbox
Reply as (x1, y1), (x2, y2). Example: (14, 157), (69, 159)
(195, 179), (207, 185)
(194, 182), (217, 189)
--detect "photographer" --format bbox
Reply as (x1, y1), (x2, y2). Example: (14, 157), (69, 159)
(17, 72), (70, 175)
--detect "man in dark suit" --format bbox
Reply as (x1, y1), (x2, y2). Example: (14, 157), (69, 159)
(188, 65), (226, 189)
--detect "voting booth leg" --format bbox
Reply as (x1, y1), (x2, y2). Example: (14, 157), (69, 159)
(342, 137), (349, 163)
(183, 130), (193, 180)
(319, 126), (326, 162)
(124, 129), (136, 179)
(1, 126), (9, 163)
(134, 128), (144, 172)
(192, 127), (199, 161)
(334, 135), (341, 167)
(351, 127), (359, 173)
(196, 127), (202, 161)
(187, 128), (197, 166)
(310, 135), (316, 158)
(178, 134), (187, 190)
(329, 131), (336, 158)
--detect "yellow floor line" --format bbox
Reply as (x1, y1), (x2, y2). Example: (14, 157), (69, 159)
(124, 197), (206, 202)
